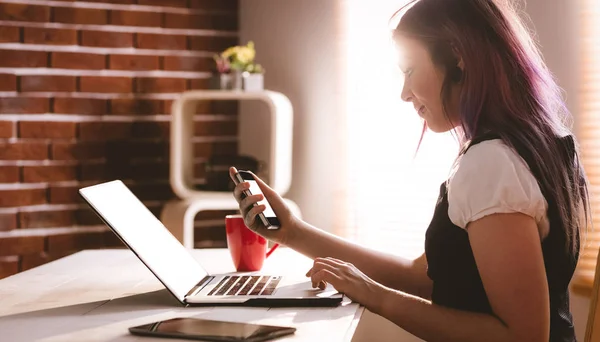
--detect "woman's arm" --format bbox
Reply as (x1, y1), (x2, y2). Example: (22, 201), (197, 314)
(373, 212), (549, 342)
(230, 166), (432, 298)
(290, 220), (433, 298)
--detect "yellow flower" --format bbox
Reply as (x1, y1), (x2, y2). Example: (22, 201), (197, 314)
(236, 47), (255, 64)
(221, 46), (239, 59)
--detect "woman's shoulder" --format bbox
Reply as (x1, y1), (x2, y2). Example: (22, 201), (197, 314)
(450, 138), (526, 181)
(447, 138), (549, 232)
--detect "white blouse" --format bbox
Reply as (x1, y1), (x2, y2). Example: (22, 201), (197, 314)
(447, 139), (550, 239)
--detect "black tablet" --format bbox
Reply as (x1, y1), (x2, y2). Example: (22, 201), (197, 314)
(129, 317), (296, 342)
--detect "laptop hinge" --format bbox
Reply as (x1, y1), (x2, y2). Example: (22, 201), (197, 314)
(186, 276), (214, 298)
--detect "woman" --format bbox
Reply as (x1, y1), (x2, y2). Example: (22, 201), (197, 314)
(229, 0), (590, 341)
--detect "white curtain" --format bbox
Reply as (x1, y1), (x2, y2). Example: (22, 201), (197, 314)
(341, 0), (459, 259)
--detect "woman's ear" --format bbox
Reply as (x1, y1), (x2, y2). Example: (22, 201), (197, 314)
(457, 57), (465, 72)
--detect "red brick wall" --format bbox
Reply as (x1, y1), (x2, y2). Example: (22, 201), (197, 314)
(0, 0), (240, 278)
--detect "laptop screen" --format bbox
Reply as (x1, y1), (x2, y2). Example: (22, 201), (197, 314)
(79, 180), (208, 303)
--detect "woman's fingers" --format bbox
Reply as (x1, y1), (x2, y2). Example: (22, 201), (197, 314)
(239, 193), (264, 213)
(244, 204), (266, 230)
(308, 259), (345, 288)
(311, 269), (342, 289)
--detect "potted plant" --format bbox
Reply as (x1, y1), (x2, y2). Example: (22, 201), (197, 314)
(211, 41), (265, 91)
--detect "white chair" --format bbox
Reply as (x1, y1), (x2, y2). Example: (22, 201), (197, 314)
(161, 90), (301, 248)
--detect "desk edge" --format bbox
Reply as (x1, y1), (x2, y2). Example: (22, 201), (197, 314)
(343, 305), (365, 342)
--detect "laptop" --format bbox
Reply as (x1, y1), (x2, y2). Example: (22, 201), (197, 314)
(79, 180), (344, 307)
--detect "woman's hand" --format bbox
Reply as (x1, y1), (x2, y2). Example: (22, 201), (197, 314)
(229, 166), (298, 246)
(306, 257), (387, 313)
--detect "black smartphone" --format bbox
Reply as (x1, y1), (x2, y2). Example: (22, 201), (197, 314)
(233, 170), (281, 230)
(129, 317), (296, 342)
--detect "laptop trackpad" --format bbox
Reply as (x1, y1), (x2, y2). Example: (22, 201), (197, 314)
(272, 278), (339, 298)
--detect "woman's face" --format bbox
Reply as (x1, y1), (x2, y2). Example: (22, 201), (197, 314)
(396, 35), (462, 132)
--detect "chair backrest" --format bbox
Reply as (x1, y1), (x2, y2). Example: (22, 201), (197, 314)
(585, 250), (600, 342)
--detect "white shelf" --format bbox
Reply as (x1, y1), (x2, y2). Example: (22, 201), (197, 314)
(161, 90), (299, 248)
(169, 90), (293, 198)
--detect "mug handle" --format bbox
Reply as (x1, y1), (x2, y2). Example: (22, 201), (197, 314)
(266, 243), (279, 258)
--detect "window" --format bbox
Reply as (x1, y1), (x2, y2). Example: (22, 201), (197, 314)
(573, 0), (600, 292)
(341, 0), (458, 259)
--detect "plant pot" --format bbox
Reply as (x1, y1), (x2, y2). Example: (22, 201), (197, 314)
(210, 70), (243, 90)
(243, 72), (264, 91)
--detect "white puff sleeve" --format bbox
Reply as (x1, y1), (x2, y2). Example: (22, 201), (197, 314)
(447, 140), (549, 237)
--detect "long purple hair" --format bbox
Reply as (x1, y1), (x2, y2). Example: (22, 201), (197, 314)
(393, 0), (589, 253)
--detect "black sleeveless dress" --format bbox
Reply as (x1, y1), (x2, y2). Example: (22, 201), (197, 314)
(424, 134), (578, 342)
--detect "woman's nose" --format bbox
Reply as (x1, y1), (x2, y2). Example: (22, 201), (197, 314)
(400, 79), (412, 102)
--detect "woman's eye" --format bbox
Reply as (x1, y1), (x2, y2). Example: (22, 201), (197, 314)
(402, 68), (414, 76)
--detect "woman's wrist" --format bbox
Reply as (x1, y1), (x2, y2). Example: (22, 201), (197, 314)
(369, 284), (396, 316)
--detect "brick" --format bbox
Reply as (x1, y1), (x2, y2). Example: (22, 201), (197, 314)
(19, 210), (74, 229)
(0, 3), (50, 22)
(0, 213), (17, 232)
(54, 7), (108, 25)
(110, 98), (163, 115)
(51, 52), (106, 70)
(51, 142), (106, 160)
(0, 166), (19, 183)
(163, 56), (212, 72)
(19, 121), (77, 139)
(108, 141), (168, 159)
(131, 121), (169, 139)
(136, 77), (186, 93)
(129, 182), (174, 201)
(194, 141), (237, 158)
(109, 55), (159, 71)
(75, 209), (103, 225)
(24, 27), (77, 45)
(137, 0), (187, 7)
(22, 165), (78, 183)
(49, 186), (81, 204)
(189, 0), (238, 11)
(20, 75), (77, 92)
(0, 142), (48, 160)
(54, 98), (108, 115)
(80, 76), (132, 93)
(131, 161), (169, 180)
(0, 188), (46, 207)
(188, 78), (210, 90)
(104, 230), (123, 247)
(0, 74), (17, 91)
(110, 10), (162, 27)
(81, 30), (133, 48)
(164, 13), (238, 30)
(0, 26), (20, 43)
(194, 120), (237, 136)
(194, 100), (238, 114)
(79, 163), (110, 181)
(82, 0), (135, 3)
(21, 250), (74, 271)
(0, 50), (47, 68)
(189, 36), (239, 52)
(137, 33), (186, 50)
(78, 122), (132, 141)
(0, 121), (13, 138)
(0, 97), (49, 114)
(0, 256), (19, 278)
(47, 228), (107, 253)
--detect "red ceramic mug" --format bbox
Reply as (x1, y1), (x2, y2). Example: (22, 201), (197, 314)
(225, 215), (279, 272)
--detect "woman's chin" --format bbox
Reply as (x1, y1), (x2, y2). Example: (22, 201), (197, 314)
(426, 121), (454, 133)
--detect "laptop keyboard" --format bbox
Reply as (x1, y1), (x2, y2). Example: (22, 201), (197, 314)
(207, 275), (281, 296)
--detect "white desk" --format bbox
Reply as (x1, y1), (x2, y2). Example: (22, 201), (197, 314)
(0, 248), (364, 342)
